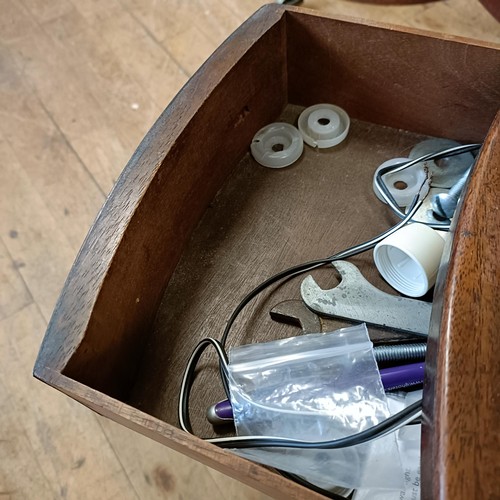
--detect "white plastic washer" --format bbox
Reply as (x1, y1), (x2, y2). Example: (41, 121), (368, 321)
(373, 158), (427, 208)
(250, 122), (304, 168)
(298, 104), (350, 148)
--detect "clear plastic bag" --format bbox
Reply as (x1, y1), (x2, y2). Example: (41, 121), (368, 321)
(354, 390), (422, 499)
(227, 324), (403, 490)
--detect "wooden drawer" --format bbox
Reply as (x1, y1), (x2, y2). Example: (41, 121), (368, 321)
(34, 5), (500, 499)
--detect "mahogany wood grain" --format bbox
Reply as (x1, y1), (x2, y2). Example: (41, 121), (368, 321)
(422, 112), (500, 500)
(34, 5), (500, 499)
(286, 9), (499, 142)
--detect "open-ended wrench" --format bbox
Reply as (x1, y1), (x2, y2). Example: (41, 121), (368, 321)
(300, 260), (431, 336)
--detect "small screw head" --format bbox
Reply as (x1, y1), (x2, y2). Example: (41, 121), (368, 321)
(432, 193), (456, 219)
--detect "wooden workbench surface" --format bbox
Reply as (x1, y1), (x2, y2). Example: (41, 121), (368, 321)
(1, 1), (497, 498)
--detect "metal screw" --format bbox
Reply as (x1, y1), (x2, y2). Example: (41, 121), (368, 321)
(431, 166), (472, 219)
(374, 343), (427, 364)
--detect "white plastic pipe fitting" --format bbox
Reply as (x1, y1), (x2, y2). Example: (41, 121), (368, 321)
(373, 223), (446, 297)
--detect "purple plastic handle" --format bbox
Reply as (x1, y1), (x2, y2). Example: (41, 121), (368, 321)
(207, 398), (234, 424)
(380, 362), (425, 391)
(208, 362), (425, 425)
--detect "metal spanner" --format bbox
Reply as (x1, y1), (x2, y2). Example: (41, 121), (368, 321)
(268, 299), (427, 360)
(269, 299), (322, 334)
(300, 260), (431, 336)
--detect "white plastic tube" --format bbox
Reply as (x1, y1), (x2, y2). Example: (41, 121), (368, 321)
(373, 224), (446, 297)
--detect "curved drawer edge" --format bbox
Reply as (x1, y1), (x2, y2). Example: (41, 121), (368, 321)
(33, 4), (287, 379)
(422, 111), (500, 499)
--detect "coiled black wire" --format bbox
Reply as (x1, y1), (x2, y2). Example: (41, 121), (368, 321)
(179, 198), (424, 437)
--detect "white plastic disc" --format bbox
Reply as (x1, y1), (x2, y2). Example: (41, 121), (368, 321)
(250, 123), (303, 168)
(298, 104), (350, 148)
(373, 158), (427, 207)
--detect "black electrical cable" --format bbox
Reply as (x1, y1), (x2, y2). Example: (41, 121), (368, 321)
(180, 337), (228, 435)
(178, 335), (422, 448)
(215, 195), (425, 397)
(179, 199), (425, 432)
(177, 336), (420, 499)
(176, 144), (479, 497)
(374, 143), (481, 229)
(220, 196), (424, 349)
(207, 401), (422, 449)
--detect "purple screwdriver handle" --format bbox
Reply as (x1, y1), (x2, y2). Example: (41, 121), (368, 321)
(207, 398), (234, 424)
(207, 362), (425, 425)
(380, 362), (425, 391)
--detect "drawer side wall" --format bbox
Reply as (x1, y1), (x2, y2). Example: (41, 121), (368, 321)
(286, 10), (500, 143)
(41, 9), (288, 399)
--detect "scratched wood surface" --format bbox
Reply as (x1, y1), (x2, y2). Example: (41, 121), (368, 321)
(1, 1), (498, 499)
